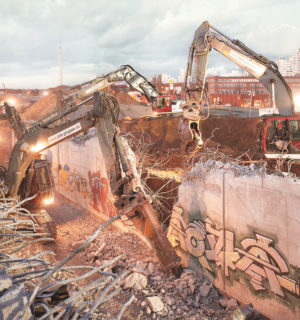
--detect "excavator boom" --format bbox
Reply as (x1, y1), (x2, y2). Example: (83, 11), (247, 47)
(62, 65), (160, 105)
(185, 21), (295, 116)
(184, 21), (300, 160)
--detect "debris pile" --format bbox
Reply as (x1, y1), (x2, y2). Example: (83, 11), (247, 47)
(0, 197), (136, 319)
(0, 191), (55, 255)
(84, 229), (237, 319)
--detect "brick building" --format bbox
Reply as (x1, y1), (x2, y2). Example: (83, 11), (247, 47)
(207, 75), (300, 108)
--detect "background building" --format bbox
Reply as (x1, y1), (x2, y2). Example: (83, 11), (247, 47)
(277, 49), (300, 76)
(207, 75), (300, 108)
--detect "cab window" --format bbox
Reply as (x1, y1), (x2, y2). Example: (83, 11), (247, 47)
(288, 119), (300, 153)
(157, 97), (165, 109)
(265, 120), (288, 152)
(289, 120), (300, 140)
(166, 98), (171, 107)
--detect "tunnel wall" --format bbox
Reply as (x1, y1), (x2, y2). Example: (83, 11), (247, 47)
(167, 163), (300, 320)
(49, 134), (117, 220)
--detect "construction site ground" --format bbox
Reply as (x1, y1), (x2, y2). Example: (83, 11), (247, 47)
(40, 193), (236, 319)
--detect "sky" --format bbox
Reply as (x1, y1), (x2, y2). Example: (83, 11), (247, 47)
(0, 0), (300, 89)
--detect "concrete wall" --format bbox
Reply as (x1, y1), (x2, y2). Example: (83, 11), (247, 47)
(48, 132), (117, 220)
(167, 161), (300, 320)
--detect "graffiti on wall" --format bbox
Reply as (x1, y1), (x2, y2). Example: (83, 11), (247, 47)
(167, 206), (300, 299)
(88, 170), (116, 217)
(57, 165), (116, 217)
(58, 164), (89, 197)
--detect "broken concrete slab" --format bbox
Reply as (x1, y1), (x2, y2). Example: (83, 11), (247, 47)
(123, 272), (148, 290)
(199, 281), (212, 297)
(146, 296), (165, 312)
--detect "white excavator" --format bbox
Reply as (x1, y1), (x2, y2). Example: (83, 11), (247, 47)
(181, 21), (300, 160)
(0, 69), (183, 273)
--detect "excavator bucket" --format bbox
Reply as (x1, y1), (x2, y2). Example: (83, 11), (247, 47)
(136, 200), (182, 272)
(118, 190), (181, 273)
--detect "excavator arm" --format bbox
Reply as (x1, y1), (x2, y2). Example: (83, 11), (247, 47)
(184, 21), (294, 116)
(4, 91), (181, 273)
(60, 65), (161, 105)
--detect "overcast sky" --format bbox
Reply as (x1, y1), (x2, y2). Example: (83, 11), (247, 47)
(0, 0), (300, 88)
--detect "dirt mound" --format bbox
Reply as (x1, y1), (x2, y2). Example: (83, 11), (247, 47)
(22, 93), (58, 121)
(119, 104), (152, 119)
(201, 117), (262, 158)
(120, 115), (262, 156)
(120, 116), (181, 152)
(116, 91), (139, 105)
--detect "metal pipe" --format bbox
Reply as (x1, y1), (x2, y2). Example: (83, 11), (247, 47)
(271, 80), (276, 111)
(114, 134), (130, 173)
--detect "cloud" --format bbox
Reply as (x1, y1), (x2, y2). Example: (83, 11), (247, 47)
(0, 0), (299, 88)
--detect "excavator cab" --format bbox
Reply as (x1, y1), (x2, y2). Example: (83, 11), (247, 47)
(263, 116), (300, 158)
(152, 95), (181, 115)
(25, 159), (54, 207)
(152, 96), (172, 114)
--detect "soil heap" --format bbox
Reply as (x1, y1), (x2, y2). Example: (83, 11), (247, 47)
(116, 91), (139, 105)
(22, 93), (58, 121)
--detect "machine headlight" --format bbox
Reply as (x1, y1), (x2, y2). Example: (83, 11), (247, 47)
(43, 197), (54, 205)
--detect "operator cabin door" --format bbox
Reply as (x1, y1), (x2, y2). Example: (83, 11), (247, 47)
(264, 117), (300, 159)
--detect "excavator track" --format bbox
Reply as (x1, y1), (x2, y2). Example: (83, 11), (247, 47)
(34, 209), (57, 240)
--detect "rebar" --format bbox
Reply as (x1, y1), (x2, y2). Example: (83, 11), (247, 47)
(1, 196), (135, 319)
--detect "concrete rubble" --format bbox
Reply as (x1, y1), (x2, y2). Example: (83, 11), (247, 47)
(0, 195), (135, 319)
(83, 230), (238, 319)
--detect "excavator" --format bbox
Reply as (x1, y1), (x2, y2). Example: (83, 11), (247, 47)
(57, 64), (180, 115)
(182, 21), (300, 160)
(0, 68), (182, 273)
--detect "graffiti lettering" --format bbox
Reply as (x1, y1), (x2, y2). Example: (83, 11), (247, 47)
(58, 166), (89, 196)
(167, 206), (300, 298)
(204, 217), (240, 277)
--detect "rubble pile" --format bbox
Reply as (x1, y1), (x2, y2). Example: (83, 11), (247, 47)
(85, 230), (236, 319)
(125, 266), (237, 320)
(0, 199), (136, 320)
